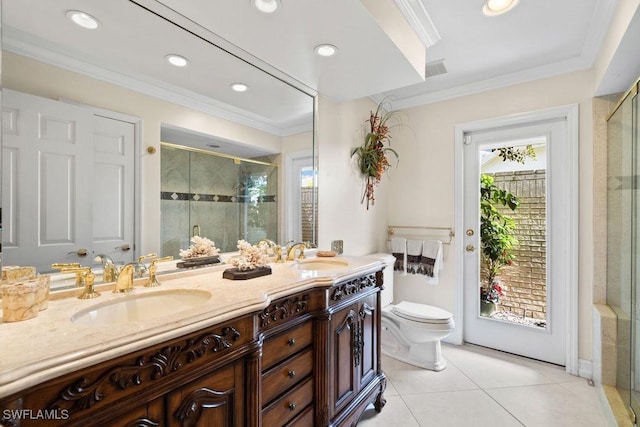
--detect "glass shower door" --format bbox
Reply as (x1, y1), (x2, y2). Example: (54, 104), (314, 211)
(607, 87), (634, 413)
(631, 86), (640, 419)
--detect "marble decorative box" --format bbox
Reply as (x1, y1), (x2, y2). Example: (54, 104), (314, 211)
(1, 266), (36, 281)
(1, 281), (39, 322)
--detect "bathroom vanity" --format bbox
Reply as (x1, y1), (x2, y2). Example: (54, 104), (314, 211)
(0, 257), (386, 426)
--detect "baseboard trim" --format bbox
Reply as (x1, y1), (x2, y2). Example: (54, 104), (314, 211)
(579, 359), (593, 379)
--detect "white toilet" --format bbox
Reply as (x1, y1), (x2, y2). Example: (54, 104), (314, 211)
(371, 253), (455, 371)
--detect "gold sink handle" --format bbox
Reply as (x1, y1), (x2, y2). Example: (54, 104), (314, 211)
(51, 263), (83, 287)
(145, 256), (174, 287)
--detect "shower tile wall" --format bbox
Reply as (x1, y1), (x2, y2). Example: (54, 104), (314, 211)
(189, 151), (241, 253)
(161, 146), (278, 256)
(161, 147), (191, 257)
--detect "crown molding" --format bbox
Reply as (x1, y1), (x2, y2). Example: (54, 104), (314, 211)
(3, 26), (311, 137)
(381, 55), (592, 111)
(580, 0), (619, 66)
(393, 0), (441, 48)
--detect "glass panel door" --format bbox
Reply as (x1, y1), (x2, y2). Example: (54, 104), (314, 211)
(631, 88), (640, 418)
(607, 90), (634, 410)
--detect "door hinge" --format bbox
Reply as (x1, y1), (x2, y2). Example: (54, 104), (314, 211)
(463, 135), (472, 145)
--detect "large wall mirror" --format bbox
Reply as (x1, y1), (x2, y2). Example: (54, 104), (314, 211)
(1, 0), (317, 285)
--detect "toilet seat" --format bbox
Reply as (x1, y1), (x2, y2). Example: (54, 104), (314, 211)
(392, 301), (453, 324)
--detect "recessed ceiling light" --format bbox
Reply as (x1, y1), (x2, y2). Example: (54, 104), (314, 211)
(251, 0), (281, 14)
(482, 0), (519, 16)
(231, 83), (249, 92)
(314, 44), (338, 57)
(165, 54), (189, 67)
(66, 10), (100, 29)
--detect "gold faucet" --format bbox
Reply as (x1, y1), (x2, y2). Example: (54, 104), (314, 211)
(287, 242), (307, 261)
(94, 255), (117, 283)
(78, 269), (100, 299)
(113, 264), (135, 293)
(60, 267), (100, 299)
(51, 262), (83, 286)
(145, 256), (173, 287)
(103, 262), (117, 283)
(257, 239), (284, 263)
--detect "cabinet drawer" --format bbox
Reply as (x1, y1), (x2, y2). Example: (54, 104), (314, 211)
(263, 377), (314, 427)
(262, 321), (313, 369)
(285, 404), (314, 427)
(262, 348), (313, 405)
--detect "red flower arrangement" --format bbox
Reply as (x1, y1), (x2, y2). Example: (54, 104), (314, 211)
(482, 281), (505, 303)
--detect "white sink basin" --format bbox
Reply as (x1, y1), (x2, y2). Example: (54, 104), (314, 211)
(70, 289), (211, 326)
(289, 258), (350, 271)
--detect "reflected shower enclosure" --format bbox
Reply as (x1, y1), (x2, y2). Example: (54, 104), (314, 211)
(160, 144), (278, 256)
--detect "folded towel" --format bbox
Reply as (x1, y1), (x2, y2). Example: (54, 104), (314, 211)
(390, 237), (407, 273)
(420, 240), (443, 283)
(407, 239), (423, 274)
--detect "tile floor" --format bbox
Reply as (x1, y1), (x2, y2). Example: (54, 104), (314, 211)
(359, 343), (610, 426)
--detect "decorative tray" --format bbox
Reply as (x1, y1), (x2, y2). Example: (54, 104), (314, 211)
(177, 256), (221, 269)
(223, 266), (272, 280)
(317, 250), (337, 257)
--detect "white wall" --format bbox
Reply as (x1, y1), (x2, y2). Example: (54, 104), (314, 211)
(317, 96), (390, 255)
(387, 69), (594, 359)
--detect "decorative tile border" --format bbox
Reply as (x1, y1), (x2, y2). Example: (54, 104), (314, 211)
(161, 192), (276, 203)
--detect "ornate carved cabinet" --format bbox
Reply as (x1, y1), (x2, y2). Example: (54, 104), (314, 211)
(0, 269), (386, 426)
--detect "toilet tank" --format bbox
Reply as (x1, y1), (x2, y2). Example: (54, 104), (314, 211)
(368, 253), (396, 307)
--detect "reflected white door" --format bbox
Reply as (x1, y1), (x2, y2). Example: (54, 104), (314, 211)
(92, 115), (135, 265)
(2, 90), (135, 272)
(286, 152), (316, 244)
(463, 119), (569, 365)
(2, 90), (93, 272)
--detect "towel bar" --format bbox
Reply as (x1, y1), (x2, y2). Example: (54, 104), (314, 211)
(387, 225), (455, 245)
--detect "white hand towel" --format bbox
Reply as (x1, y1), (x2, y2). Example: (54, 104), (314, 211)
(406, 239), (423, 274)
(390, 237), (407, 274)
(421, 240), (443, 284)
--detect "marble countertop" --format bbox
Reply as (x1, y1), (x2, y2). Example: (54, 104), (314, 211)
(0, 255), (383, 399)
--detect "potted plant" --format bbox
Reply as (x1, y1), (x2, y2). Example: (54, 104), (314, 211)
(351, 100), (400, 209)
(479, 174), (519, 315)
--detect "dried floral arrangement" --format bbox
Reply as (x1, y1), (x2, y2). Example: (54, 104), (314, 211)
(230, 240), (269, 271)
(179, 236), (220, 259)
(351, 100), (400, 209)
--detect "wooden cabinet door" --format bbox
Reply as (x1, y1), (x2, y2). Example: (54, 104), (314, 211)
(358, 294), (378, 389)
(330, 303), (358, 415)
(166, 362), (244, 427)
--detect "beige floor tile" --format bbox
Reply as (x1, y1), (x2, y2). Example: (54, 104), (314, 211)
(402, 390), (522, 427)
(486, 383), (610, 426)
(358, 395), (420, 427)
(443, 345), (560, 389)
(381, 354), (479, 395)
(384, 377), (399, 396)
(360, 345), (609, 426)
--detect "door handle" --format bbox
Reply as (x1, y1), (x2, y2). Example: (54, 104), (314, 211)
(466, 245), (475, 253)
(117, 244), (131, 252)
(68, 248), (88, 257)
